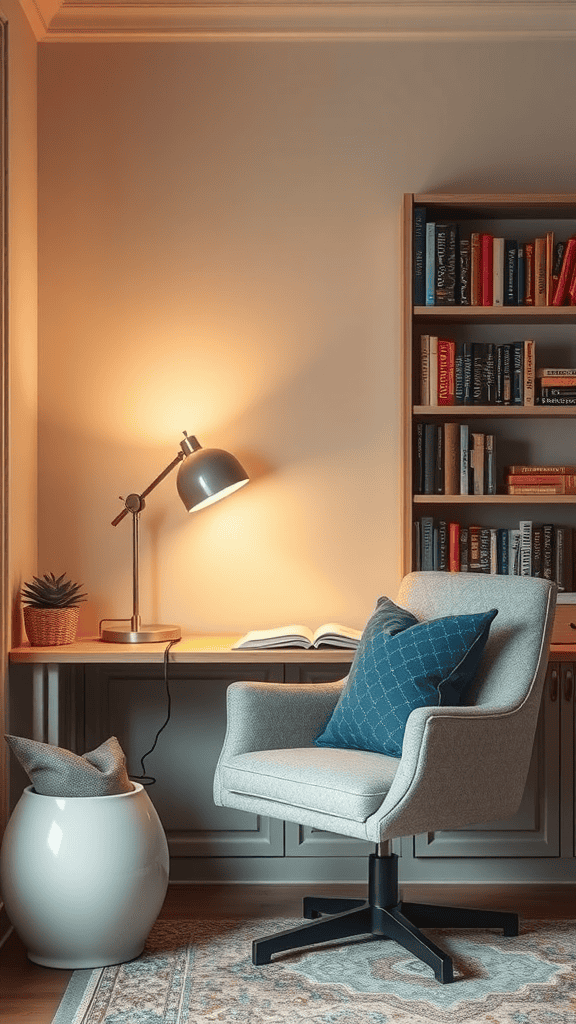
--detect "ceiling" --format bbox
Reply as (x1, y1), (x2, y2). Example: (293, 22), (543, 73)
(18, 0), (576, 44)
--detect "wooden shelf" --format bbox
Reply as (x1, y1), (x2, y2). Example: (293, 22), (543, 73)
(414, 306), (576, 324)
(414, 495), (576, 505)
(414, 405), (576, 418)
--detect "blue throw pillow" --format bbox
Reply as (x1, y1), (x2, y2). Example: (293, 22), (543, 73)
(315, 605), (498, 758)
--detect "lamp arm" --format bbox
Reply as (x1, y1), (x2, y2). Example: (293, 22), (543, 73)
(111, 451), (185, 527)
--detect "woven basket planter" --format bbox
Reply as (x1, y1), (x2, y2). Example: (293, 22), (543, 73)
(24, 606), (80, 647)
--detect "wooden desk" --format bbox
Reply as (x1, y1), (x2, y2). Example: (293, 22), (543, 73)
(9, 635), (356, 745)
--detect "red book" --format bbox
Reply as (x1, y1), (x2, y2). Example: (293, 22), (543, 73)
(481, 233), (493, 306)
(552, 237), (576, 306)
(437, 339), (455, 405)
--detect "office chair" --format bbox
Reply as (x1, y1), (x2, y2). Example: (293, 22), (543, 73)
(214, 572), (556, 982)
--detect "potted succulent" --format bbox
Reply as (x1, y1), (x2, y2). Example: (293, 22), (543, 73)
(21, 572), (87, 646)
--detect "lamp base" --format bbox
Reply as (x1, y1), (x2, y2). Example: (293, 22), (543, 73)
(100, 622), (182, 644)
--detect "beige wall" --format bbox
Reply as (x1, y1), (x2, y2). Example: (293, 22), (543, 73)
(7, 1), (37, 641)
(38, 39), (576, 637)
(0, 0), (37, 848)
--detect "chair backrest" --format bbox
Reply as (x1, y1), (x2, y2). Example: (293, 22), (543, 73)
(396, 572), (557, 713)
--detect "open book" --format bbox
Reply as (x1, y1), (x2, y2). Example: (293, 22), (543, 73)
(232, 623), (362, 651)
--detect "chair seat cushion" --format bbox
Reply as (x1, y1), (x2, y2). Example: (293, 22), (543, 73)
(221, 746), (399, 822)
(314, 603), (498, 758)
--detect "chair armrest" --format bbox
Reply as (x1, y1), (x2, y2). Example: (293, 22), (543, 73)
(371, 702), (538, 842)
(218, 678), (347, 759)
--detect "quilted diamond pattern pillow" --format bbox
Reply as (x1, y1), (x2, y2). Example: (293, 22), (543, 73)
(315, 605), (497, 758)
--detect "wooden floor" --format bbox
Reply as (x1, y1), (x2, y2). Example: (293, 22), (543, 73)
(1, 882), (575, 1024)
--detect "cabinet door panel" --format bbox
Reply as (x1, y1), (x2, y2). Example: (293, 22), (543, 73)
(84, 663), (284, 857)
(284, 821), (374, 857)
(414, 666), (560, 858)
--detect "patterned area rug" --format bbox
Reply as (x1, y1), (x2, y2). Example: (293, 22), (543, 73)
(52, 917), (576, 1024)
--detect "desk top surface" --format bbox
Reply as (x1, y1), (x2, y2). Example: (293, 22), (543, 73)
(8, 635), (357, 664)
(9, 635), (576, 664)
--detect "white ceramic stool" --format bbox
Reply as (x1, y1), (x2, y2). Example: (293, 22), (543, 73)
(0, 783), (169, 968)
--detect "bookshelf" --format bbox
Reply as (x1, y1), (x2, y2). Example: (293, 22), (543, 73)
(402, 193), (576, 588)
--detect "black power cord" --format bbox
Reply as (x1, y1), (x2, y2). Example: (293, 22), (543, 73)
(130, 637), (180, 786)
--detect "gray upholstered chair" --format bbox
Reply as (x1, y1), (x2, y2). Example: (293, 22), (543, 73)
(214, 572), (557, 983)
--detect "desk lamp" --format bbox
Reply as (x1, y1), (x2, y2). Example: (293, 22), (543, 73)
(100, 431), (248, 643)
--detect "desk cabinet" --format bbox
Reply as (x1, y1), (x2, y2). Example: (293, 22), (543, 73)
(8, 643), (575, 885)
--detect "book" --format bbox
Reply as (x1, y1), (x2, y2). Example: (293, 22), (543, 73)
(413, 207), (427, 305)
(425, 222), (435, 305)
(419, 335), (430, 405)
(470, 232), (482, 305)
(421, 516), (434, 570)
(504, 240), (518, 305)
(520, 521), (532, 576)
(492, 237), (504, 305)
(555, 527), (573, 591)
(429, 335), (438, 405)
(506, 473), (576, 493)
(537, 367), (576, 375)
(552, 237), (576, 306)
(523, 339), (535, 406)
(481, 233), (494, 305)
(435, 224), (458, 304)
(517, 242), (525, 306)
(470, 432), (485, 494)
(512, 342), (524, 405)
(449, 521), (460, 572)
(485, 434), (496, 494)
(443, 422), (460, 495)
(459, 423), (470, 494)
(232, 623), (362, 651)
(459, 238), (470, 305)
(550, 240), (566, 303)
(506, 464), (576, 474)
(437, 339), (455, 404)
(545, 230), (554, 304)
(524, 241), (535, 304)
(534, 237), (547, 305)
(538, 375), (576, 387)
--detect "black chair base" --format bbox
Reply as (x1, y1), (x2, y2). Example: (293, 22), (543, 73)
(252, 851), (518, 983)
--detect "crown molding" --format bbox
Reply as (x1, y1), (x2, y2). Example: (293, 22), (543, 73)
(17, 1), (576, 44)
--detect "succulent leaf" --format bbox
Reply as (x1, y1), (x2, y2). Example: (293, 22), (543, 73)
(21, 572), (87, 608)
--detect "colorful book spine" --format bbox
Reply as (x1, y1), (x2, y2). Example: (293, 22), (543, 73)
(437, 339), (455, 405)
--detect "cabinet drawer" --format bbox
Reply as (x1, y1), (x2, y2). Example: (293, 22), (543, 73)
(552, 604), (576, 643)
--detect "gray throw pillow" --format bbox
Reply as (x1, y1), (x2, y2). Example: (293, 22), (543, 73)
(5, 734), (134, 797)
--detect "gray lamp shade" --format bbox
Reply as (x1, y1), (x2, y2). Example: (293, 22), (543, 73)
(176, 444), (249, 512)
